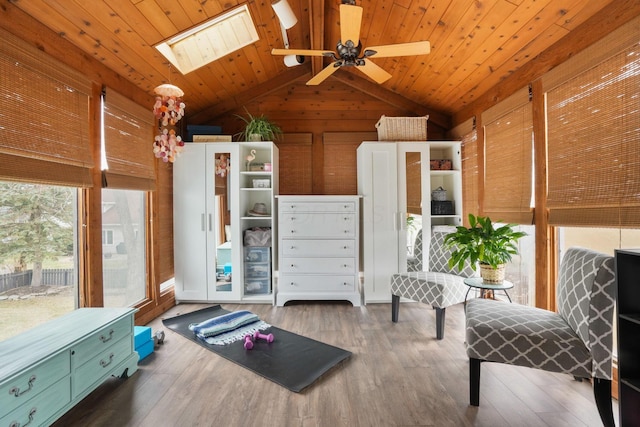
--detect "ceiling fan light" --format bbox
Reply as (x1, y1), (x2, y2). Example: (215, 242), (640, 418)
(284, 54), (305, 67)
(272, 0), (298, 30)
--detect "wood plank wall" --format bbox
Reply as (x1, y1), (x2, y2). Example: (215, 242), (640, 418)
(202, 78), (447, 195)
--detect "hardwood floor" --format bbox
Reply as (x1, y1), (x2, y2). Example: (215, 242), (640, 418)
(53, 301), (618, 426)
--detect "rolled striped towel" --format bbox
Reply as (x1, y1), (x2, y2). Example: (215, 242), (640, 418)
(188, 310), (261, 339)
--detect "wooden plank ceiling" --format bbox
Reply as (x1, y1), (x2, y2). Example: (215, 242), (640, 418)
(12, 0), (615, 124)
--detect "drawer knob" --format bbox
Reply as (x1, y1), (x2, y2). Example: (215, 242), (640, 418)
(290, 246), (295, 250)
(100, 353), (115, 368)
(289, 282), (296, 286)
(99, 329), (114, 343)
(9, 375), (36, 397)
(343, 246), (348, 249)
(343, 282), (349, 286)
(290, 230), (296, 234)
(9, 407), (37, 427)
(290, 264), (295, 268)
(290, 216), (296, 221)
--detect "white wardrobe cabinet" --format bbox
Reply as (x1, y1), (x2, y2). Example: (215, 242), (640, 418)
(173, 142), (278, 303)
(276, 195), (361, 307)
(357, 141), (462, 303)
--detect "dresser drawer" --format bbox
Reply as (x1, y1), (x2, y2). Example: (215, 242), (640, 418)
(279, 275), (356, 292)
(73, 336), (132, 398)
(281, 239), (355, 257)
(280, 201), (355, 213)
(71, 316), (132, 367)
(1, 377), (70, 427)
(279, 213), (356, 238)
(0, 351), (70, 410)
(280, 257), (355, 274)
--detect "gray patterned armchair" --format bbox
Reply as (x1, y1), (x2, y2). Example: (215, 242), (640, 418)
(465, 247), (615, 427)
(391, 225), (478, 339)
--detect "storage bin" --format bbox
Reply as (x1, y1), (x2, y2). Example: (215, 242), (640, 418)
(252, 179), (270, 188)
(431, 201), (454, 215)
(430, 159), (452, 170)
(375, 115), (428, 141)
(431, 186), (448, 201)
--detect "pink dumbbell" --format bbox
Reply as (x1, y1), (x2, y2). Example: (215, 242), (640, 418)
(254, 330), (274, 343)
(243, 334), (254, 350)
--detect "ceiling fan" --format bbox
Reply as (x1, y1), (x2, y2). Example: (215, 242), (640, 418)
(271, 0), (430, 85)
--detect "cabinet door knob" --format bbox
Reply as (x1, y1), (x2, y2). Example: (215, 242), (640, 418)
(9, 375), (36, 397)
(290, 246), (295, 250)
(9, 407), (37, 427)
(100, 353), (115, 368)
(99, 329), (114, 343)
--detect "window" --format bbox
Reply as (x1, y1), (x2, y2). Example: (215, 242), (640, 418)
(102, 189), (147, 307)
(155, 5), (260, 74)
(502, 223), (536, 305)
(102, 230), (114, 245)
(0, 181), (78, 341)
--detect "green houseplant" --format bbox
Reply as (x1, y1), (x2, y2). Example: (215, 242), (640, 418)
(443, 214), (526, 284)
(235, 109), (282, 142)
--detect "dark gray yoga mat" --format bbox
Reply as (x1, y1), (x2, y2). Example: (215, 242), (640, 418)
(162, 305), (352, 392)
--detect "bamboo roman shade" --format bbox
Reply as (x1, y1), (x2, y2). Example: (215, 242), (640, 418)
(543, 15), (640, 227)
(0, 28), (93, 187)
(482, 87), (534, 224)
(103, 89), (156, 191)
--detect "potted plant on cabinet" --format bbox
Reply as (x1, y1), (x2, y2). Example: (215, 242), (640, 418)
(235, 109), (282, 142)
(443, 214), (526, 284)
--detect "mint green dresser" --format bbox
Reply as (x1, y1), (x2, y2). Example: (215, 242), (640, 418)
(0, 308), (139, 426)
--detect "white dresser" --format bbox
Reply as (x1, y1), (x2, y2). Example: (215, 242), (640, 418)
(0, 308), (138, 426)
(276, 195), (361, 307)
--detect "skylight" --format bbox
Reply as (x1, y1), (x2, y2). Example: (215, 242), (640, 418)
(155, 5), (259, 75)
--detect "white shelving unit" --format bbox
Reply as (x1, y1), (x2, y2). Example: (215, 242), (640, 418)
(173, 141), (278, 304)
(357, 140), (462, 303)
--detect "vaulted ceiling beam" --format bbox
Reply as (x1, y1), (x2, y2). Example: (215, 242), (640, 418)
(333, 73), (451, 129)
(308, 0), (325, 77)
(188, 65), (312, 124)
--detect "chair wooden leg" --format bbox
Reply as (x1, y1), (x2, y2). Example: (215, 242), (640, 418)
(434, 307), (445, 340)
(593, 378), (615, 427)
(391, 294), (400, 323)
(470, 358), (481, 406)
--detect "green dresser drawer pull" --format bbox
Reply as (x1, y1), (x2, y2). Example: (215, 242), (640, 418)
(99, 329), (114, 343)
(9, 407), (37, 427)
(100, 353), (115, 368)
(9, 375), (36, 397)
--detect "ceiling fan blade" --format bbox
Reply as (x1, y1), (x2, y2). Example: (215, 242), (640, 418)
(339, 4), (363, 44)
(364, 41), (431, 58)
(271, 48), (334, 57)
(307, 63), (340, 85)
(357, 59), (392, 84)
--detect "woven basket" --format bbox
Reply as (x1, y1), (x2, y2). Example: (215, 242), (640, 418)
(375, 115), (429, 141)
(480, 264), (506, 285)
(431, 186), (447, 201)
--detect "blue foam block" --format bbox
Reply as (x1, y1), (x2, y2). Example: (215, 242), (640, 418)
(134, 326), (152, 349)
(137, 339), (154, 361)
